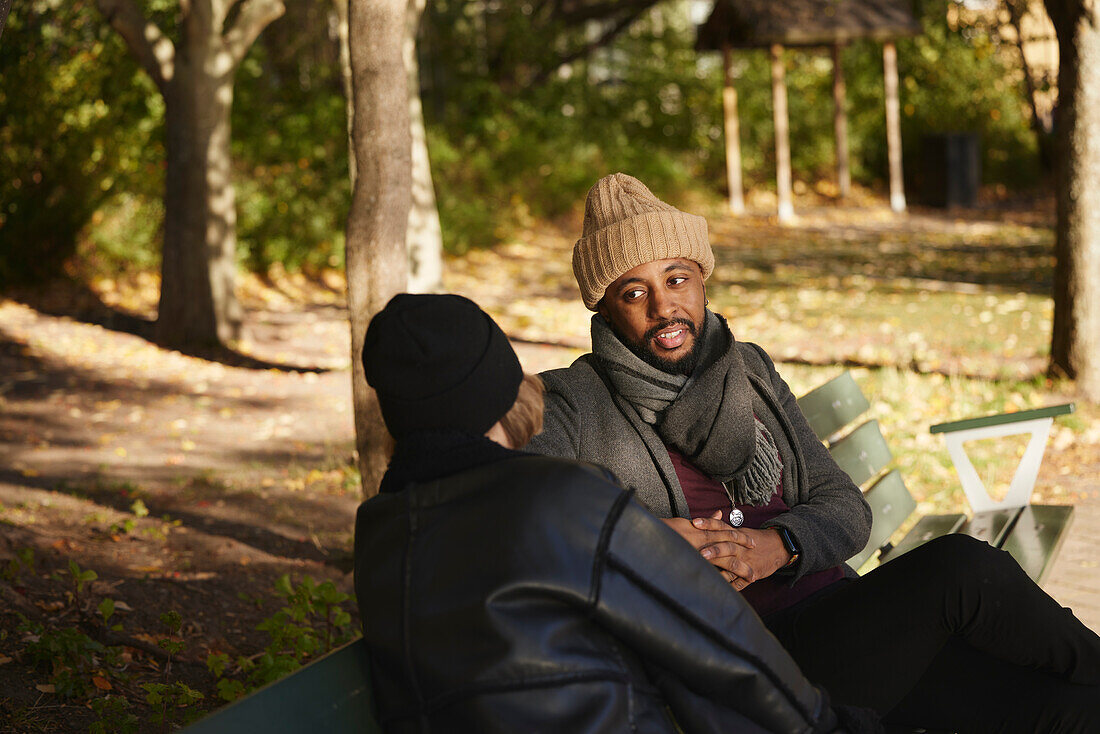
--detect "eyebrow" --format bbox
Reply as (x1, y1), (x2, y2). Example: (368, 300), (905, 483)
(617, 262), (694, 289)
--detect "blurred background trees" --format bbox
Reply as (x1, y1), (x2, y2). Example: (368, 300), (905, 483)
(0, 0), (1071, 352)
(2, 0), (1044, 276)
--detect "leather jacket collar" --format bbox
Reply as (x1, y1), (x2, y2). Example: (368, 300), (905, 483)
(379, 428), (529, 494)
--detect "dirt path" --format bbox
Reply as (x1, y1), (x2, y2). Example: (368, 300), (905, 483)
(0, 266), (586, 730)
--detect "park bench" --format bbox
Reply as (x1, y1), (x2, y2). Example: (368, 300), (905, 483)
(182, 637), (382, 734)
(796, 371), (1075, 581)
(184, 371), (1075, 734)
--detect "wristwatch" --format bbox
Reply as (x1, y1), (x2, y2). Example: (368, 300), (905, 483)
(777, 527), (800, 568)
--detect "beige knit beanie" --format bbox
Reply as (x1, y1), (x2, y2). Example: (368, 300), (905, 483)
(572, 173), (714, 310)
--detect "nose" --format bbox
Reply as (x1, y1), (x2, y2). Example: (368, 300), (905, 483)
(647, 286), (678, 321)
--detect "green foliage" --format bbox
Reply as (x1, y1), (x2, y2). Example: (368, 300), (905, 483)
(424, 0), (1040, 252)
(69, 559), (98, 593)
(156, 610), (185, 658)
(89, 695), (140, 734)
(142, 681), (204, 727)
(231, 20), (350, 273)
(3, 0), (1042, 280)
(207, 574), (357, 701)
(97, 597), (116, 626)
(0, 0), (162, 283)
(2, 547), (36, 584)
(845, 1), (1039, 189)
(22, 622), (121, 699)
(130, 498), (149, 518)
(423, 2), (714, 252)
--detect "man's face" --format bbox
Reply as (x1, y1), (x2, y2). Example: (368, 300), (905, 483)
(597, 258), (707, 375)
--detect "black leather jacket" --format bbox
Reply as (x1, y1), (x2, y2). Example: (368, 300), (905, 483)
(355, 441), (845, 733)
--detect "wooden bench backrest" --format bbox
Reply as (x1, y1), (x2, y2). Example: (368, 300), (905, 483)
(796, 372), (917, 569)
(182, 638), (381, 734)
(796, 371), (870, 442)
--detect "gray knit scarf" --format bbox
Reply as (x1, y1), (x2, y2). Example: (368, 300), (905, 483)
(592, 311), (781, 507)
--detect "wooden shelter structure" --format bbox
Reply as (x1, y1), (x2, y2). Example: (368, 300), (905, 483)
(697, 0), (921, 221)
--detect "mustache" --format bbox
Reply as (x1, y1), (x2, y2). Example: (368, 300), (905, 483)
(643, 318), (697, 343)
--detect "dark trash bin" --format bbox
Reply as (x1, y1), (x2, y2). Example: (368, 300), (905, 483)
(919, 133), (980, 208)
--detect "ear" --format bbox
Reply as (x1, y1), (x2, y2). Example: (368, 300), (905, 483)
(596, 297), (609, 320)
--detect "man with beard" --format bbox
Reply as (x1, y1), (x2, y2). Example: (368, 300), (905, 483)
(526, 172), (1100, 732)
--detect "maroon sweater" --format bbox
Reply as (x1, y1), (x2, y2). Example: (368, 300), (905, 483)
(666, 448), (844, 617)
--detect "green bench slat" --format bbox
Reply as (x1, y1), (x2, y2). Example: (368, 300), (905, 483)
(880, 512), (968, 564)
(796, 372), (871, 441)
(930, 403), (1075, 434)
(182, 638), (381, 734)
(848, 470), (918, 570)
(1000, 504), (1074, 584)
(828, 420), (893, 487)
(963, 508), (1021, 547)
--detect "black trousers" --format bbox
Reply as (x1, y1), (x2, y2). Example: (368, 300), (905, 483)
(763, 534), (1100, 734)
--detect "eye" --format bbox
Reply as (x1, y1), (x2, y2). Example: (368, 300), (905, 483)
(623, 288), (645, 301)
(668, 275), (688, 287)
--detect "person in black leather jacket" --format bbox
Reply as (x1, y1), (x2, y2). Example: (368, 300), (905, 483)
(354, 293), (875, 734)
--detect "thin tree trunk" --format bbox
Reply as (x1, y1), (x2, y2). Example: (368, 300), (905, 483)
(1004, 0), (1055, 171)
(334, 0), (356, 184)
(346, 0), (414, 497)
(405, 0), (443, 294)
(770, 44), (794, 223)
(883, 41), (906, 213)
(1047, 1), (1100, 401)
(722, 43), (745, 216)
(0, 0), (12, 41)
(833, 43), (851, 199)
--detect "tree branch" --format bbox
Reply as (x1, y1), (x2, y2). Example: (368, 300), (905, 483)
(95, 0), (175, 91)
(224, 0), (286, 69)
(1002, 0), (1053, 135)
(555, 0), (657, 26)
(526, 6), (650, 88)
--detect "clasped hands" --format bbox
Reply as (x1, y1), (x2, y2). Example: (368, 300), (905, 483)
(662, 510), (792, 591)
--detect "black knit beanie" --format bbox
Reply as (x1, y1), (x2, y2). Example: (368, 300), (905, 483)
(362, 293), (523, 439)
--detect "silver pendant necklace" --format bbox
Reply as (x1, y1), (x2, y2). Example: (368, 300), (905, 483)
(723, 481), (745, 526)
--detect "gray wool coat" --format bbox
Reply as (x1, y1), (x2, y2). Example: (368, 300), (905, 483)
(527, 341), (872, 581)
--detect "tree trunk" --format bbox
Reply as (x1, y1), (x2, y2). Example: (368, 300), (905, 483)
(97, 0), (284, 349)
(722, 43), (745, 216)
(346, 0), (414, 497)
(334, 0), (356, 184)
(404, 0), (443, 294)
(883, 41), (906, 213)
(832, 43), (851, 200)
(157, 71), (244, 347)
(770, 44), (794, 223)
(1047, 0), (1100, 401)
(336, 0), (438, 294)
(0, 0), (12, 41)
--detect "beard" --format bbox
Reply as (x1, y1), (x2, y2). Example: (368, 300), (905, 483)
(617, 317), (703, 376)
